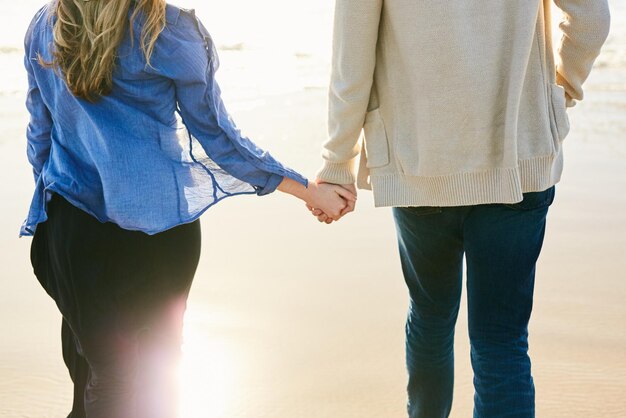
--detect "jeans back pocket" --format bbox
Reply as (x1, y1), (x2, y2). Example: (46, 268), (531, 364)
(403, 206), (443, 217)
(504, 186), (556, 211)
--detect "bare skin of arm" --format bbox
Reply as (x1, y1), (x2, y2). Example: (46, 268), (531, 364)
(277, 177), (356, 222)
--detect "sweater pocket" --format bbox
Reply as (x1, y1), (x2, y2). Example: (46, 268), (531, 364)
(363, 109), (390, 168)
(550, 84), (570, 142)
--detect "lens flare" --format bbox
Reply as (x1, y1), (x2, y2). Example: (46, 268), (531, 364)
(178, 314), (238, 418)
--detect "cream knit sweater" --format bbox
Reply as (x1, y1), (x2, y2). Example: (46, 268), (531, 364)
(317, 0), (610, 207)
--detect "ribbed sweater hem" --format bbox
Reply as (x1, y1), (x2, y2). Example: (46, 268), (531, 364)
(370, 151), (563, 207)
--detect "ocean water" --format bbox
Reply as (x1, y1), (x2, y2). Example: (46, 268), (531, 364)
(0, 0), (335, 107)
(1, 1), (624, 117)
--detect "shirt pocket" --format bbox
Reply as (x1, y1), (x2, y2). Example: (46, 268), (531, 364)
(362, 109), (390, 169)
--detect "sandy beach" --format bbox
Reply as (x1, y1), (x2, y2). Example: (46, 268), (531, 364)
(1, 1), (625, 417)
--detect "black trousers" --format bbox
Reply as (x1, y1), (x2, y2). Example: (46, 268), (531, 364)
(30, 193), (201, 418)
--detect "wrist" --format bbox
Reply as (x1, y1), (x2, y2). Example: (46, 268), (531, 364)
(278, 177), (313, 203)
(301, 182), (316, 205)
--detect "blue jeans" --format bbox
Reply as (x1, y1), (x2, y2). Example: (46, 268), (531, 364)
(393, 186), (555, 418)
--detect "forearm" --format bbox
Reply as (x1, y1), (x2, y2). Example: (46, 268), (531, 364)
(25, 64), (52, 180)
(190, 132), (292, 196)
(277, 177), (311, 202)
(553, 0), (610, 103)
(27, 138), (51, 180)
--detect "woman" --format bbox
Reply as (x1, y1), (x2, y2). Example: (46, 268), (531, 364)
(22, 1), (354, 417)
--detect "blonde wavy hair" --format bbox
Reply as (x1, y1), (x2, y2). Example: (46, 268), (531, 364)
(42, 0), (166, 102)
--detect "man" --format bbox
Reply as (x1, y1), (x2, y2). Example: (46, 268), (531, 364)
(313, 1), (610, 417)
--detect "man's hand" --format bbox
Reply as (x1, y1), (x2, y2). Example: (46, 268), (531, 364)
(306, 181), (357, 224)
(277, 177), (356, 224)
(304, 182), (356, 223)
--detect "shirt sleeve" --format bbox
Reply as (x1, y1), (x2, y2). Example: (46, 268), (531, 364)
(552, 0), (610, 106)
(317, 0), (383, 185)
(154, 9), (307, 196)
(24, 25), (53, 182)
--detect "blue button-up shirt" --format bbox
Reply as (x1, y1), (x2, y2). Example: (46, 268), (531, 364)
(21, 3), (307, 237)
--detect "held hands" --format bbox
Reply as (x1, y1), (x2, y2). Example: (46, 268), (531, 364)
(276, 177), (357, 225)
(306, 181), (357, 224)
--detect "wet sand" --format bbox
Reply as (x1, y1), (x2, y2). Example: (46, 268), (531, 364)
(1, 0), (626, 415)
(1, 75), (625, 417)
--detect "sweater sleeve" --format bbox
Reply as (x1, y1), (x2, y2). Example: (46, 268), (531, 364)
(317, 0), (383, 185)
(553, 0), (610, 106)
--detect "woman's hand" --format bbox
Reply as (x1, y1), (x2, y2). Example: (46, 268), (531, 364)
(277, 178), (356, 222)
(306, 182), (356, 221)
(308, 182), (357, 224)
